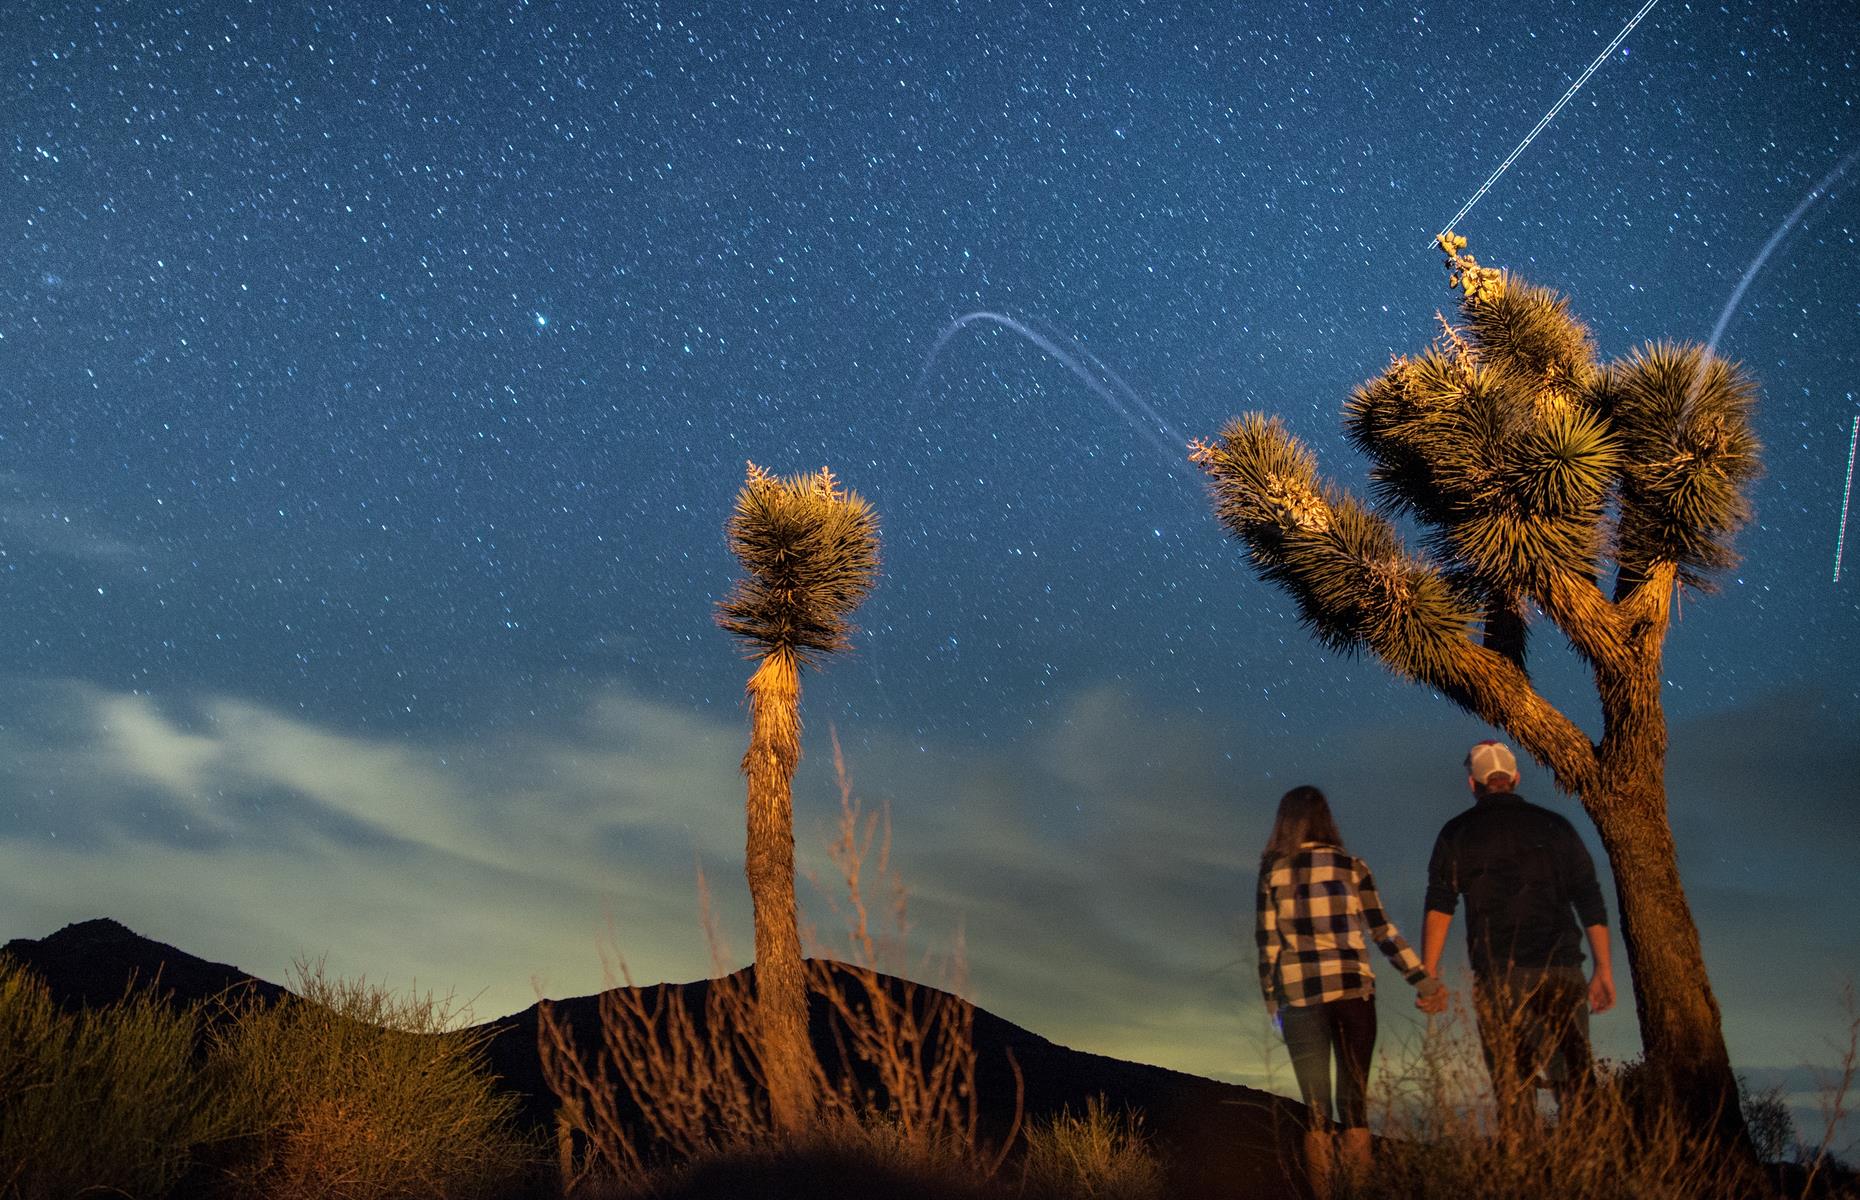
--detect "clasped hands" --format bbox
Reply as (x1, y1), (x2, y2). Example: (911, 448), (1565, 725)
(1411, 972), (1611, 1015)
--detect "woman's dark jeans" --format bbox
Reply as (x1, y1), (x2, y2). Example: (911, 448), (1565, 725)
(1280, 995), (1377, 1130)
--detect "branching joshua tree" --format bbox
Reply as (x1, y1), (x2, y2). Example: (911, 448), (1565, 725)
(1190, 237), (1762, 1150)
(717, 462), (880, 1136)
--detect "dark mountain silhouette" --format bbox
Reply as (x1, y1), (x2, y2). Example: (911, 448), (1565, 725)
(4, 919), (1304, 1199)
(3, 917), (287, 1013)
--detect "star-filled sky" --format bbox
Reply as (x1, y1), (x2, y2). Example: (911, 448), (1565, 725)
(5, 0), (1857, 1142)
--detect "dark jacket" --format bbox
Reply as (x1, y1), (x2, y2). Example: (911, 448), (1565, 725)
(1424, 791), (1608, 976)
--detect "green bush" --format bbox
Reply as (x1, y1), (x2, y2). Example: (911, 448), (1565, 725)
(0, 954), (222, 1200)
(207, 961), (536, 1199)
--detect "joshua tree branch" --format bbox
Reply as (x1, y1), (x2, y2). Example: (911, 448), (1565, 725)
(1613, 560), (1678, 629)
(1533, 567), (1631, 672)
(1194, 420), (1600, 791)
(1424, 634), (1600, 797)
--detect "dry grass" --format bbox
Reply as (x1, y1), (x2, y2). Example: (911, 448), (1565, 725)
(2, 953), (534, 1200)
(537, 918), (770, 1185)
(1343, 985), (1860, 1200)
(1017, 1096), (1166, 1200)
(802, 730), (1011, 1170)
(539, 731), (1019, 1196)
(1794, 984), (1860, 1197)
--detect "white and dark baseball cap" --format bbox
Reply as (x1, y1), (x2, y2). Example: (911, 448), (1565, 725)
(1466, 740), (1518, 783)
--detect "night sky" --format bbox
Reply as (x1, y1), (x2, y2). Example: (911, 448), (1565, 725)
(5, 0), (1856, 1137)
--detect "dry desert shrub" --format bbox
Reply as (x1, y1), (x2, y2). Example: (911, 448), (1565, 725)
(1794, 985), (1860, 1196)
(0, 954), (222, 1200)
(801, 731), (1010, 1174)
(537, 926), (769, 1185)
(1017, 1095), (1166, 1200)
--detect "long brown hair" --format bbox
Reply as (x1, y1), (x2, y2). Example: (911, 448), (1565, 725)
(1261, 785), (1345, 864)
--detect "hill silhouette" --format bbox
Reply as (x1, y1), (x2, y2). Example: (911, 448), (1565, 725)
(3, 917), (288, 1013)
(4, 918), (1304, 1199)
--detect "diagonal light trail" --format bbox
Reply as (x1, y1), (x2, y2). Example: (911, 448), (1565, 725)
(1433, 0), (1661, 244)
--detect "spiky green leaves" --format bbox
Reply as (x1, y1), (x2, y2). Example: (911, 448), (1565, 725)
(1509, 406), (1619, 517)
(1192, 416), (1476, 681)
(718, 463), (880, 665)
(1451, 404), (1619, 584)
(1460, 273), (1599, 408)
(1346, 348), (1499, 521)
(1598, 343), (1761, 590)
(1191, 413), (1328, 545)
(1345, 342), (1619, 587)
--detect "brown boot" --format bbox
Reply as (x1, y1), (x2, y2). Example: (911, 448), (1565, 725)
(1302, 1128), (1335, 1200)
(1339, 1126), (1373, 1189)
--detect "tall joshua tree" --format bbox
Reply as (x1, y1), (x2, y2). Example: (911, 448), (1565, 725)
(717, 462), (880, 1135)
(1190, 237), (1761, 1148)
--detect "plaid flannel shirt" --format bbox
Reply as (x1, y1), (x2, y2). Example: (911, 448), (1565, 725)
(1256, 842), (1429, 1008)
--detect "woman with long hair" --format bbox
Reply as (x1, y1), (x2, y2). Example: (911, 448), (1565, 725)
(1256, 785), (1445, 1197)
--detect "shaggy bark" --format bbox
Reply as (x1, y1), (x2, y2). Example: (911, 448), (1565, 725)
(742, 650), (814, 1134)
(1583, 582), (1746, 1149)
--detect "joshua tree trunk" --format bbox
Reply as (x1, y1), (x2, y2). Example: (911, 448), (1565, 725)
(718, 462), (878, 1137)
(1582, 775), (1744, 1143)
(1578, 593), (1745, 1147)
(742, 649), (813, 1134)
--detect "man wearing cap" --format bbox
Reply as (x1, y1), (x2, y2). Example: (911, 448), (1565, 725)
(1420, 739), (1615, 1132)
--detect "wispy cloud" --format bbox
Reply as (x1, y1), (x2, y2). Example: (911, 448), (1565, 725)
(0, 471), (155, 567)
(0, 680), (752, 1007)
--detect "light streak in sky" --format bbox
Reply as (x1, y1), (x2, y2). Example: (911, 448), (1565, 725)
(1696, 152), (1855, 585)
(1021, 315), (1189, 449)
(1836, 413), (1858, 584)
(1432, 0), (1661, 244)
(1704, 149), (1858, 361)
(921, 311), (1192, 479)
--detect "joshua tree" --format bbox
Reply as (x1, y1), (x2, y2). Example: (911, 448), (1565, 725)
(1190, 237), (1761, 1149)
(717, 462), (880, 1135)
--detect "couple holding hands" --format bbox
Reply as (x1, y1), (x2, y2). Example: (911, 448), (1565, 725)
(1254, 740), (1615, 1196)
